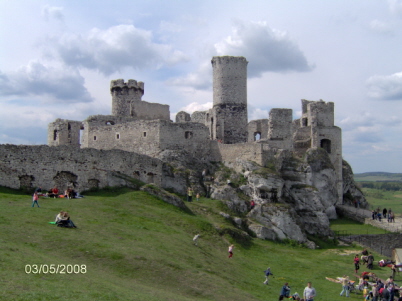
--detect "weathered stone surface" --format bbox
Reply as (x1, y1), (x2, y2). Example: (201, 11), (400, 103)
(248, 223), (277, 240)
(210, 185), (248, 213)
(248, 204), (306, 242)
(342, 160), (367, 207)
(140, 184), (187, 209)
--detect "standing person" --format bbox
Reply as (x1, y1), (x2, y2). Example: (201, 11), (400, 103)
(193, 234), (200, 246)
(367, 253), (374, 270)
(31, 191), (40, 207)
(383, 208), (387, 219)
(339, 275), (350, 297)
(387, 210), (393, 223)
(187, 187), (193, 202)
(263, 267), (273, 285)
(280, 282), (291, 298)
(228, 244), (234, 258)
(250, 200), (255, 210)
(303, 282), (316, 301)
(371, 283), (379, 301)
(354, 254), (360, 273)
(196, 193), (200, 201)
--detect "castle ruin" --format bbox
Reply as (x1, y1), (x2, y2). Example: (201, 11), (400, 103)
(2, 56), (342, 201)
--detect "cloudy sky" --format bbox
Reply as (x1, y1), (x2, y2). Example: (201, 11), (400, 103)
(1, 0), (402, 173)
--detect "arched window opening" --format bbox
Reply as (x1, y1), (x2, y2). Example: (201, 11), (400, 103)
(254, 132), (261, 141)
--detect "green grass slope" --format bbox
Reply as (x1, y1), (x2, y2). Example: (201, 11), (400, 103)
(0, 187), (397, 300)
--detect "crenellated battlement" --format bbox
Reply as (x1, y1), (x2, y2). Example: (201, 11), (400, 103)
(110, 79), (144, 94)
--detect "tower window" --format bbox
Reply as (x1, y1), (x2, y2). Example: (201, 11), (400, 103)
(185, 131), (193, 139)
(254, 132), (261, 141)
(116, 133), (120, 139)
(143, 132), (147, 137)
(53, 130), (58, 141)
(321, 139), (331, 153)
(94, 136), (97, 141)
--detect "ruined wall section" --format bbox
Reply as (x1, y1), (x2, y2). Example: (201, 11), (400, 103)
(81, 119), (162, 157)
(48, 119), (82, 147)
(218, 143), (265, 165)
(159, 121), (218, 162)
(175, 111), (191, 123)
(267, 109), (293, 150)
(302, 99), (334, 128)
(191, 111), (209, 125)
(110, 79), (170, 120)
(0, 144), (163, 192)
(211, 56), (248, 143)
(247, 119), (268, 142)
(131, 100), (170, 121)
(80, 115), (137, 148)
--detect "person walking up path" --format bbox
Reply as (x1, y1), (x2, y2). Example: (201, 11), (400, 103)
(193, 234), (200, 246)
(263, 267), (273, 285)
(228, 244), (234, 258)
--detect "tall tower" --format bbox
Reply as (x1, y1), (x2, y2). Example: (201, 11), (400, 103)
(111, 79), (144, 116)
(211, 56), (248, 144)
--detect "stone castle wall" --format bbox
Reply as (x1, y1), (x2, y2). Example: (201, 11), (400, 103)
(0, 144), (164, 192)
(131, 100), (170, 121)
(82, 119), (161, 156)
(218, 143), (265, 165)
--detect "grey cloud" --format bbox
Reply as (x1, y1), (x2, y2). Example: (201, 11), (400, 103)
(0, 61), (93, 103)
(367, 72), (402, 100)
(49, 25), (187, 76)
(215, 20), (314, 77)
(42, 5), (64, 22)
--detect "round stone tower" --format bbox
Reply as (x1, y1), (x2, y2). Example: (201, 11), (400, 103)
(211, 56), (248, 143)
(110, 79), (144, 116)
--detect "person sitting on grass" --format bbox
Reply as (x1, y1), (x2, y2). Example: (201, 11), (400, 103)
(55, 211), (77, 228)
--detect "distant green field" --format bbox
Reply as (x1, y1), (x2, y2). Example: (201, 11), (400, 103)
(362, 188), (402, 215)
(0, 186), (398, 300)
(354, 172), (402, 182)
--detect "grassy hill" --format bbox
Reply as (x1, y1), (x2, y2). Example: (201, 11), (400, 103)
(0, 187), (397, 300)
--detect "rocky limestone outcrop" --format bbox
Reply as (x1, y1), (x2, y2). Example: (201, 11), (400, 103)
(342, 160), (367, 207)
(140, 184), (187, 209)
(151, 147), (365, 247)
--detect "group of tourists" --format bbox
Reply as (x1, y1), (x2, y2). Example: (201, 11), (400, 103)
(372, 207), (396, 223)
(262, 267), (316, 300)
(31, 186), (78, 229)
(331, 248), (401, 300)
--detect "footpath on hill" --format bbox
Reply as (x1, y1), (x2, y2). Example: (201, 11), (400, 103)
(336, 204), (402, 233)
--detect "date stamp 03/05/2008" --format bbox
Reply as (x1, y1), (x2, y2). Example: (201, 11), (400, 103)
(25, 264), (87, 274)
